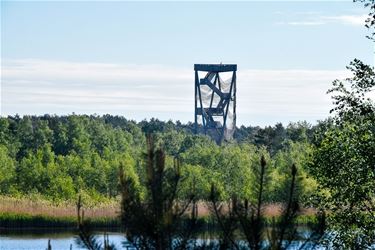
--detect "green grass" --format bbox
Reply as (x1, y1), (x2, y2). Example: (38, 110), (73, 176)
(262, 214), (319, 226)
(0, 212), (320, 233)
(0, 212), (120, 229)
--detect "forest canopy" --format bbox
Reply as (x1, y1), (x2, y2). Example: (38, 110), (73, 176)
(0, 115), (318, 204)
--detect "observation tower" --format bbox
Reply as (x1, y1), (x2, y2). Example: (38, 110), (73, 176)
(194, 64), (237, 143)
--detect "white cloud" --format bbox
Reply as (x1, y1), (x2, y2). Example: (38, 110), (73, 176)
(3, 59), (191, 83)
(322, 14), (368, 26)
(1, 59), (351, 126)
(281, 21), (325, 26)
(278, 14), (368, 27)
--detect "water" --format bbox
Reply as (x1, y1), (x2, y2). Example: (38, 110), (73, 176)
(0, 230), (325, 250)
(0, 231), (124, 250)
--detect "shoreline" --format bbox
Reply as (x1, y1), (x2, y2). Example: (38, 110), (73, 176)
(1, 211), (318, 230)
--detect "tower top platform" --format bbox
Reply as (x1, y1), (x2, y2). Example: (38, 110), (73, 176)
(194, 64), (237, 72)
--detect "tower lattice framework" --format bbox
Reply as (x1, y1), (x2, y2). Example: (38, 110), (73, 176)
(194, 64), (237, 143)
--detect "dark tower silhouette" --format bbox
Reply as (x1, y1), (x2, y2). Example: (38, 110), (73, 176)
(194, 64), (237, 143)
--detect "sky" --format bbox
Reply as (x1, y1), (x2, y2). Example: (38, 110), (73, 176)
(1, 0), (374, 126)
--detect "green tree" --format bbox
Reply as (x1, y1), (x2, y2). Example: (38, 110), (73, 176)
(51, 119), (69, 155)
(33, 119), (53, 149)
(309, 59), (375, 248)
(0, 145), (16, 194)
(0, 118), (10, 146)
(270, 141), (316, 203)
(67, 115), (91, 155)
(15, 116), (34, 159)
(16, 144), (56, 194)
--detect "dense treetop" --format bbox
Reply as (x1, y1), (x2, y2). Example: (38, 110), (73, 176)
(0, 114), (317, 203)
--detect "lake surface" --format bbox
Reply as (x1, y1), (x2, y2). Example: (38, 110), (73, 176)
(0, 230), (124, 250)
(1, 230), (325, 250)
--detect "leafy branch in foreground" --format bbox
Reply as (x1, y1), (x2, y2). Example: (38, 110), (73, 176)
(355, 0), (375, 40)
(120, 135), (198, 250)
(209, 155), (325, 250)
(328, 59), (375, 120)
(75, 195), (118, 250)
(268, 163), (303, 250)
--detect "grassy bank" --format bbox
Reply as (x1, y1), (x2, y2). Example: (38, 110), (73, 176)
(1, 196), (318, 229)
(0, 212), (120, 229)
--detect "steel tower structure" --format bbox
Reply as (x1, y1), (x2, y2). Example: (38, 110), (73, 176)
(194, 64), (237, 143)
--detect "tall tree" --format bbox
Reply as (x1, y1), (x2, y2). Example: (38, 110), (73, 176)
(309, 59), (375, 248)
(308, 2), (375, 247)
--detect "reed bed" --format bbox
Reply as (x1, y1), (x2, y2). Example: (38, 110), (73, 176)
(0, 196), (318, 229)
(0, 195), (120, 228)
(0, 195), (119, 219)
(1, 196), (315, 219)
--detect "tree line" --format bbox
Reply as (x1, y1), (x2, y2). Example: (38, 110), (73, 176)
(0, 114), (317, 204)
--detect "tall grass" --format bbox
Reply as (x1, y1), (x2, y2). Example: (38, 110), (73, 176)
(0, 195), (118, 218)
(0, 212), (120, 228)
(0, 195), (120, 228)
(0, 196), (318, 229)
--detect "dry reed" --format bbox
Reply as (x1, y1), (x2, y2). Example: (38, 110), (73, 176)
(0, 196), (119, 219)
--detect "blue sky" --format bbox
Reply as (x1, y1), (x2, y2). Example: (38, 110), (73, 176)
(1, 1), (374, 126)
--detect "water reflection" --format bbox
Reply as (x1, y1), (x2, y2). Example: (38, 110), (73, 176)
(0, 229), (325, 250)
(0, 230), (123, 250)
